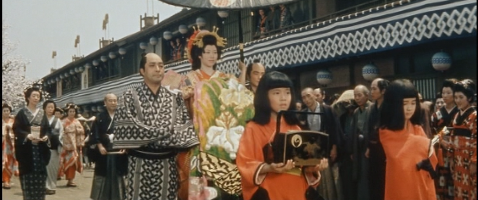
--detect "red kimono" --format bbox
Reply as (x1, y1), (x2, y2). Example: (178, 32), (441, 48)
(237, 119), (320, 200)
(450, 107), (477, 200)
(380, 123), (437, 200)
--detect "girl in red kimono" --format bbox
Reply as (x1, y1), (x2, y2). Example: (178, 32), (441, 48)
(379, 79), (437, 200)
(2, 103), (18, 189)
(59, 103), (84, 187)
(236, 71), (328, 200)
(449, 79), (476, 200)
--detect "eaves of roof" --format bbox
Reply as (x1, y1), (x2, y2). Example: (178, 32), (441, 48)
(43, 8), (204, 80)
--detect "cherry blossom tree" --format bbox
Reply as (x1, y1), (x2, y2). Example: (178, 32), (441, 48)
(2, 20), (31, 109)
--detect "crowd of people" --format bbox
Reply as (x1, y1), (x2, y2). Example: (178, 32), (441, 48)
(2, 27), (476, 200)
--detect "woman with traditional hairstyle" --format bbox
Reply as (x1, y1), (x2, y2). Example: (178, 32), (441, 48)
(236, 71), (328, 200)
(379, 79), (437, 200)
(59, 103), (84, 187)
(179, 27), (253, 200)
(2, 102), (19, 189)
(13, 85), (51, 200)
(449, 79), (476, 200)
(43, 100), (63, 195)
(431, 78), (459, 199)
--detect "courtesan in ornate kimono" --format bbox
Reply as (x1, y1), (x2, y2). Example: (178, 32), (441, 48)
(379, 79), (437, 200)
(180, 27), (253, 200)
(59, 103), (84, 187)
(42, 100), (63, 195)
(2, 102), (18, 189)
(448, 79), (476, 200)
(236, 71), (328, 200)
(13, 85), (51, 200)
(112, 52), (199, 200)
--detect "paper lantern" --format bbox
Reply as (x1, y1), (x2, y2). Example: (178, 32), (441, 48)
(316, 69), (333, 86)
(362, 63), (379, 81)
(431, 52), (452, 71)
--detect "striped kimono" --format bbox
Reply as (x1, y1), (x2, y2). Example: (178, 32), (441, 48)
(45, 116), (63, 191)
(113, 82), (199, 200)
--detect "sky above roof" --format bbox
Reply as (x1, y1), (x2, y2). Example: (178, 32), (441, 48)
(3, 0), (183, 80)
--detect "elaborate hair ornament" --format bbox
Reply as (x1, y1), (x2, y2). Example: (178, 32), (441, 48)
(187, 26), (227, 63)
(64, 103), (78, 110)
(23, 83), (43, 94)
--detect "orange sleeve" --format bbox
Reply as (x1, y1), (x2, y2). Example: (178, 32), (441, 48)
(236, 123), (266, 200)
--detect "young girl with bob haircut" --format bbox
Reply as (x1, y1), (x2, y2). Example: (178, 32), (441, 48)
(237, 71), (328, 200)
(379, 79), (437, 200)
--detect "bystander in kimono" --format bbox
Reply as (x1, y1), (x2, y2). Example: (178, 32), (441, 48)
(2, 102), (18, 189)
(431, 79), (459, 200)
(236, 71), (328, 200)
(351, 85), (372, 200)
(366, 78), (390, 200)
(89, 93), (127, 200)
(59, 103), (84, 187)
(379, 79), (437, 200)
(13, 85), (51, 200)
(279, 4), (293, 31)
(449, 79), (476, 200)
(43, 100), (63, 195)
(112, 53), (199, 200)
(244, 59), (266, 94)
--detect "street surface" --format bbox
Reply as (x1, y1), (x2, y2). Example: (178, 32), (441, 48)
(2, 167), (94, 200)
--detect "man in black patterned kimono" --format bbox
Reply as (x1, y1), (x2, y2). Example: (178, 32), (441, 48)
(113, 53), (199, 200)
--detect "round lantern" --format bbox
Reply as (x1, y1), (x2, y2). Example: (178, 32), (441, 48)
(100, 56), (108, 62)
(139, 42), (148, 50)
(118, 48), (126, 56)
(217, 11), (229, 18)
(431, 52), (452, 71)
(178, 25), (188, 34)
(92, 60), (99, 66)
(149, 37), (158, 46)
(85, 63), (91, 69)
(196, 17), (206, 27)
(163, 31), (172, 40)
(316, 69), (333, 86)
(362, 63), (379, 81)
(55, 77), (60, 82)
(109, 52), (116, 59)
